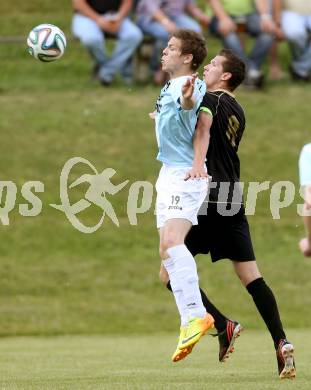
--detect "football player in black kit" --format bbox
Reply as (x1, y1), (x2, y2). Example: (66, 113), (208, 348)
(160, 49), (296, 379)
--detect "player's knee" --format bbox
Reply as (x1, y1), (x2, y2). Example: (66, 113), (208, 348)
(161, 235), (180, 253)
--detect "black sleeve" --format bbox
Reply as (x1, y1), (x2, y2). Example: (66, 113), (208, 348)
(199, 92), (219, 117)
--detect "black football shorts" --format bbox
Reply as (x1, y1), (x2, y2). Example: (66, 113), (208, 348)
(185, 202), (256, 262)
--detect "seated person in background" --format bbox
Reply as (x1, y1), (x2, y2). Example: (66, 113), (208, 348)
(299, 143), (311, 257)
(72, 0), (143, 85)
(280, 0), (311, 81)
(208, 0), (277, 88)
(268, 0), (285, 81)
(136, 0), (210, 85)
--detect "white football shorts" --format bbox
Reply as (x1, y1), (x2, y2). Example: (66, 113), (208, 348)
(155, 164), (208, 228)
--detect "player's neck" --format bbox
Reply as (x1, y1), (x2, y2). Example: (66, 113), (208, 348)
(209, 86), (230, 93)
(208, 81), (232, 94)
(169, 68), (192, 80)
(208, 87), (235, 97)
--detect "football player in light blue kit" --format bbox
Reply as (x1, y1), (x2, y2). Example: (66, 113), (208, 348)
(152, 29), (214, 362)
(299, 143), (311, 257)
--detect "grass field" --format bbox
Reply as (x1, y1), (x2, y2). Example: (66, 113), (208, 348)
(0, 330), (309, 389)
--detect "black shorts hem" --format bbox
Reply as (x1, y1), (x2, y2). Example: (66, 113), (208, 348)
(185, 203), (256, 262)
(210, 254), (256, 263)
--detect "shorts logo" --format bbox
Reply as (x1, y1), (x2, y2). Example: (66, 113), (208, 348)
(168, 205), (182, 210)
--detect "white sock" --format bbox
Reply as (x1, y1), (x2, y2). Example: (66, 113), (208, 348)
(167, 244), (206, 319)
(162, 258), (189, 326)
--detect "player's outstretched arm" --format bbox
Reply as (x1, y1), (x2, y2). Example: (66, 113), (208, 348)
(185, 111), (212, 180)
(181, 73), (198, 110)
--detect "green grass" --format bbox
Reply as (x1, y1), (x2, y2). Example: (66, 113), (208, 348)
(0, 331), (309, 389)
(0, 1), (72, 37)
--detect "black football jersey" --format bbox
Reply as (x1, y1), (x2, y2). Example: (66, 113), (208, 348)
(200, 90), (245, 203)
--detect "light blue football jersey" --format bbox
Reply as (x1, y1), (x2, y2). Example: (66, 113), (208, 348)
(299, 143), (311, 185)
(154, 76), (206, 167)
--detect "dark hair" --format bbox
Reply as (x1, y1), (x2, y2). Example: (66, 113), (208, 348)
(171, 29), (207, 71)
(218, 49), (246, 91)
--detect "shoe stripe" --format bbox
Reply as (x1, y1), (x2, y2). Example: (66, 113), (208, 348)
(181, 331), (201, 345)
(227, 322), (233, 342)
(220, 323), (242, 362)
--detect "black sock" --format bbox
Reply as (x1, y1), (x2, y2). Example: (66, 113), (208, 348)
(166, 281), (228, 331)
(246, 277), (286, 349)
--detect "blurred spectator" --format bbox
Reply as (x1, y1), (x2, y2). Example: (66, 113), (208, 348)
(281, 0), (311, 81)
(268, 42), (285, 80)
(136, 0), (210, 85)
(268, 0), (285, 80)
(208, 0), (277, 88)
(299, 143), (311, 257)
(72, 0), (143, 85)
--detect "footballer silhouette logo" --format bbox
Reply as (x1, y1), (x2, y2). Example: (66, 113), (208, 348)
(50, 157), (129, 233)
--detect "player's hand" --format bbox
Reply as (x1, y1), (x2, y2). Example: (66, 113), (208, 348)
(218, 16), (236, 36)
(182, 73), (198, 101)
(149, 111), (156, 120)
(184, 166), (209, 181)
(299, 237), (311, 257)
